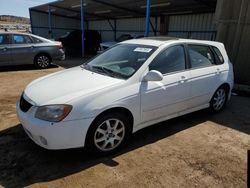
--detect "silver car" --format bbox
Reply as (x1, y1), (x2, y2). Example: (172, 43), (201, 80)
(0, 32), (65, 69)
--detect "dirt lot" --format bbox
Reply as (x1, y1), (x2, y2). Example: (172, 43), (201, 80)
(0, 62), (249, 188)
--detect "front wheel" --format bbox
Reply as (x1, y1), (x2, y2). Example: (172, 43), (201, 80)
(209, 87), (228, 113)
(86, 113), (131, 155)
(34, 54), (51, 69)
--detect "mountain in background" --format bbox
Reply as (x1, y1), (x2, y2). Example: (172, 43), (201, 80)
(0, 15), (30, 24)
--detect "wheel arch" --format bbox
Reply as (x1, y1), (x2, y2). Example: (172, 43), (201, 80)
(34, 52), (52, 63)
(219, 83), (231, 95)
(86, 107), (134, 136)
(211, 82), (231, 101)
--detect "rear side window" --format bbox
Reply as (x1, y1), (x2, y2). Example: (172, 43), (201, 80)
(13, 35), (32, 44)
(212, 47), (224, 64)
(149, 45), (186, 74)
(0, 34), (10, 45)
(188, 45), (215, 68)
(31, 36), (43, 43)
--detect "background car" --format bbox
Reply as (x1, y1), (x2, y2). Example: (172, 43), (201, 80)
(56, 30), (101, 56)
(99, 34), (144, 51)
(0, 32), (65, 69)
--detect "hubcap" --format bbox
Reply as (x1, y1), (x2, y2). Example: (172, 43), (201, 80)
(213, 89), (226, 111)
(37, 56), (50, 68)
(94, 118), (125, 152)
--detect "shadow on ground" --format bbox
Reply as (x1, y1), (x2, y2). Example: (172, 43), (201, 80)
(0, 96), (249, 188)
(0, 64), (59, 72)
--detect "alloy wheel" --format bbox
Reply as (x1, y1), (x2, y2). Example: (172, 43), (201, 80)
(212, 88), (226, 111)
(94, 118), (125, 152)
(37, 55), (50, 68)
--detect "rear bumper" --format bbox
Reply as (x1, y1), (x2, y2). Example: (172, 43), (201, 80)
(16, 102), (94, 150)
(53, 49), (65, 61)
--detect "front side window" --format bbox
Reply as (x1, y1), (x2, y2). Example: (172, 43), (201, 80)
(189, 45), (215, 68)
(149, 45), (186, 74)
(0, 34), (10, 45)
(84, 44), (157, 79)
(13, 35), (32, 44)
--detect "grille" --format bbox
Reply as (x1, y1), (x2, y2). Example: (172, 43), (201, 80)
(20, 95), (32, 112)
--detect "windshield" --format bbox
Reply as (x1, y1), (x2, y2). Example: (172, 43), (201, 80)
(84, 44), (157, 79)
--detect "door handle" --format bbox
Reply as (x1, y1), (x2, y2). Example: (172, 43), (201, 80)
(216, 68), (221, 74)
(0, 47), (7, 52)
(179, 76), (188, 83)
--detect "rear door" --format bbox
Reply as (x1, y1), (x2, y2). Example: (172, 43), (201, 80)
(9, 34), (35, 65)
(0, 34), (11, 66)
(187, 44), (223, 108)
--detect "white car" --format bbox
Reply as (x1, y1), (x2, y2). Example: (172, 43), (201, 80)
(16, 37), (234, 154)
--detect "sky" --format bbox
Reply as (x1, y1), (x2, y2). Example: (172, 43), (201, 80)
(0, 0), (53, 18)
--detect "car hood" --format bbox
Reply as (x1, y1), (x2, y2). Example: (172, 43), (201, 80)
(24, 66), (123, 106)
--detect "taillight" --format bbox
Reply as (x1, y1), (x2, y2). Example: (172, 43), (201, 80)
(56, 42), (63, 49)
(58, 43), (63, 49)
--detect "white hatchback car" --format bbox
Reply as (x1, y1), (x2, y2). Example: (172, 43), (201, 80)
(16, 37), (234, 154)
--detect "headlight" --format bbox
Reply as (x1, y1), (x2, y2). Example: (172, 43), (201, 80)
(35, 104), (72, 122)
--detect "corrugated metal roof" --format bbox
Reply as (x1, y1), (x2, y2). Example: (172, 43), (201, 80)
(30, 0), (217, 21)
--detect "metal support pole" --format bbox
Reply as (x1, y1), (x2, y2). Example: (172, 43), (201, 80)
(144, 0), (151, 37)
(29, 9), (34, 34)
(81, 0), (85, 57)
(48, 5), (52, 38)
(114, 19), (117, 41)
(154, 16), (157, 36)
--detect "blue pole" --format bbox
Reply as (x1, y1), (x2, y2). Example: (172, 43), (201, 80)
(144, 0), (151, 37)
(81, 0), (85, 57)
(48, 5), (52, 38)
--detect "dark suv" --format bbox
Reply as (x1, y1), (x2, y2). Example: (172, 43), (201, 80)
(57, 30), (102, 56)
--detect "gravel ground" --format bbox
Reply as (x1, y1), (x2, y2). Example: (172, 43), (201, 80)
(0, 62), (249, 188)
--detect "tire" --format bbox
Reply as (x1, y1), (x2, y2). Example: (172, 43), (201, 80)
(34, 54), (51, 69)
(209, 86), (228, 113)
(86, 112), (132, 155)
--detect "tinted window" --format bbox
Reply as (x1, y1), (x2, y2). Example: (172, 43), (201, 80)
(212, 47), (224, 64)
(189, 45), (215, 68)
(0, 34), (9, 45)
(149, 45), (186, 74)
(13, 35), (32, 44)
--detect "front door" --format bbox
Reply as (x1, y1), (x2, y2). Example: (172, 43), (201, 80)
(0, 34), (11, 66)
(141, 45), (191, 123)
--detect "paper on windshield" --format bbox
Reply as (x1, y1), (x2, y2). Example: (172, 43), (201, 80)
(134, 47), (152, 53)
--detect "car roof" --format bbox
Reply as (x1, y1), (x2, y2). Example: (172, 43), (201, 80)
(0, 32), (53, 43)
(0, 32), (30, 35)
(122, 36), (223, 48)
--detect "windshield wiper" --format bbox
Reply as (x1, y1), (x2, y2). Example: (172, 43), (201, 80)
(83, 64), (108, 75)
(91, 66), (128, 79)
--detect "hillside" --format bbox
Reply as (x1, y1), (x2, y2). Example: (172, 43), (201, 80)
(0, 15), (30, 24)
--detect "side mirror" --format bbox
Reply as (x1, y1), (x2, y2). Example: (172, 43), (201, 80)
(143, 70), (163, 82)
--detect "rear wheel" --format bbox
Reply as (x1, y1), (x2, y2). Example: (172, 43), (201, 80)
(34, 54), (51, 69)
(86, 113), (131, 155)
(209, 87), (228, 113)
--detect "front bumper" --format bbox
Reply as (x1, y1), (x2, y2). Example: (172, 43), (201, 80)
(16, 102), (94, 150)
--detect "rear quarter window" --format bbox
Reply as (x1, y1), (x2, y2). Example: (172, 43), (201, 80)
(212, 46), (224, 64)
(31, 36), (43, 43)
